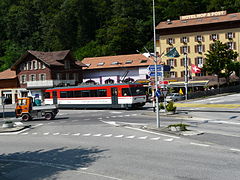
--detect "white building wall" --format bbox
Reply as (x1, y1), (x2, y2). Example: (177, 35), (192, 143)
(83, 66), (149, 84)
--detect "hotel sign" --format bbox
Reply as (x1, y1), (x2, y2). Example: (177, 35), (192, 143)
(180, 11), (226, 20)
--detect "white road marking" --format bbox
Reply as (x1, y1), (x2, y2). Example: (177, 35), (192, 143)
(43, 132), (49, 135)
(21, 132), (29, 135)
(114, 135), (124, 138)
(83, 119), (90, 121)
(106, 117), (110, 119)
(72, 120), (78, 122)
(117, 115), (123, 117)
(104, 134), (112, 137)
(111, 116), (117, 118)
(138, 136), (148, 140)
(164, 138), (174, 142)
(111, 111), (122, 114)
(125, 126), (180, 139)
(124, 115), (130, 117)
(72, 133), (80, 136)
(190, 142), (210, 147)
(132, 114), (137, 116)
(150, 137), (160, 140)
(98, 118), (103, 120)
(125, 135), (135, 139)
(61, 133), (70, 136)
(32, 132), (38, 135)
(33, 123), (43, 128)
(47, 122), (55, 125)
(53, 133), (60, 135)
(100, 120), (119, 126)
(79, 167), (88, 170)
(211, 120), (240, 125)
(93, 134), (102, 137)
(82, 133), (91, 136)
(230, 148), (240, 152)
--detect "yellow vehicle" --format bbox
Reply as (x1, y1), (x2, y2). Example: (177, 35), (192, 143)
(15, 97), (58, 121)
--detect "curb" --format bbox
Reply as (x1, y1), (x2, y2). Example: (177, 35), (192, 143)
(0, 125), (31, 134)
(141, 111), (192, 119)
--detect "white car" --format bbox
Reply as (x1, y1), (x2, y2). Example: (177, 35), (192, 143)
(166, 93), (185, 102)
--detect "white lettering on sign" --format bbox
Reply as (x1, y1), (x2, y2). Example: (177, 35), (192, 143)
(180, 11), (226, 20)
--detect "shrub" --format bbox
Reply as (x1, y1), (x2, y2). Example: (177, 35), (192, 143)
(159, 102), (165, 109)
(166, 101), (176, 112)
(168, 123), (189, 131)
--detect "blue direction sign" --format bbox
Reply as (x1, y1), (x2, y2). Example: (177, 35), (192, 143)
(148, 65), (171, 72)
(148, 71), (162, 77)
(148, 65), (162, 72)
(156, 89), (161, 98)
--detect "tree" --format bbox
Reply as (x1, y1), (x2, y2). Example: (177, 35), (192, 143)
(204, 40), (238, 89)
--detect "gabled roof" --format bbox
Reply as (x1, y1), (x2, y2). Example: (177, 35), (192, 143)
(11, 50), (86, 70)
(0, 69), (16, 80)
(82, 54), (153, 70)
(156, 12), (240, 30)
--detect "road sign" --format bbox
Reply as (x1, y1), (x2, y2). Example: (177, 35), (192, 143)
(148, 65), (163, 72)
(148, 72), (162, 77)
(156, 90), (161, 98)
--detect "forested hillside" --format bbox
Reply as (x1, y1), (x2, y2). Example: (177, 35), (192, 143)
(0, 0), (239, 71)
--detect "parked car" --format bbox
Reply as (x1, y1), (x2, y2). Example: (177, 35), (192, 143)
(166, 93), (185, 102)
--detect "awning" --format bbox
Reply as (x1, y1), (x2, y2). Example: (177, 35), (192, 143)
(169, 80), (209, 87)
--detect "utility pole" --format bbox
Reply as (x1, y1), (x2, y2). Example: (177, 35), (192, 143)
(153, 0), (160, 128)
(184, 53), (188, 100)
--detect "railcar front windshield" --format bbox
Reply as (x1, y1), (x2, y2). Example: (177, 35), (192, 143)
(122, 87), (146, 96)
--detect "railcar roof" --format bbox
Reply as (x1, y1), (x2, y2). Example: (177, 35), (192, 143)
(46, 83), (142, 90)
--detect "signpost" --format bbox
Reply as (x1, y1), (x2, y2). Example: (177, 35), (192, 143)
(148, 72), (162, 77)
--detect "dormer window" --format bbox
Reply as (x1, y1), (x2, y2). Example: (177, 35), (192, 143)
(111, 61), (119, 65)
(125, 60), (133, 64)
(97, 62), (105, 66)
(85, 63), (91, 67)
(140, 60), (147, 63)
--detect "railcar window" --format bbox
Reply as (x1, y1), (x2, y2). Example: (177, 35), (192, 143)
(44, 92), (50, 98)
(82, 90), (90, 97)
(67, 91), (74, 98)
(122, 88), (131, 96)
(98, 89), (107, 97)
(60, 92), (67, 98)
(75, 91), (82, 97)
(90, 90), (98, 97)
(129, 87), (145, 96)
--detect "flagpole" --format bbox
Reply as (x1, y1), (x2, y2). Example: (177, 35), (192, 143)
(184, 53), (188, 100)
(153, 0), (160, 128)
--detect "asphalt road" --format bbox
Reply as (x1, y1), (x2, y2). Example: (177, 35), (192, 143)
(1, 107), (240, 180)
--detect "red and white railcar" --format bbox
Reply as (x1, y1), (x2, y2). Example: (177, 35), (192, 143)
(44, 83), (146, 109)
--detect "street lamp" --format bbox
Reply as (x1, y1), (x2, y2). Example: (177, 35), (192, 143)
(152, 0), (160, 128)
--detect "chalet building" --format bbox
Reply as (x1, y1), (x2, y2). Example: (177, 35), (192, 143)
(156, 11), (240, 87)
(11, 50), (86, 100)
(0, 69), (26, 105)
(81, 54), (153, 85)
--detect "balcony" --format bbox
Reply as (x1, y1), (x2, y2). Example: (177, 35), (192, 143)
(27, 80), (76, 89)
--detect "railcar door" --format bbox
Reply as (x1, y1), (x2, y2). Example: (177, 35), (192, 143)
(53, 91), (58, 104)
(111, 87), (118, 105)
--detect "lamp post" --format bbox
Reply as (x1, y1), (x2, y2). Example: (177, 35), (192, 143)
(153, 0), (160, 128)
(184, 53), (188, 100)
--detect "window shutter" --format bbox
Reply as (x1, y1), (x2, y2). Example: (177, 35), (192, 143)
(217, 34), (219, 40)
(175, 72), (177, 78)
(166, 39), (168, 44)
(174, 59), (177, 66)
(188, 46), (190, 53)
(180, 47), (183, 54)
(195, 58), (198, 65)
(187, 37), (189, 43)
(203, 45), (205, 52)
(225, 33), (228, 39)
(195, 45), (197, 53)
(210, 35), (212, 40)
(167, 59), (169, 65)
(233, 32), (235, 38)
(180, 59), (183, 66)
(195, 36), (197, 42)
(173, 38), (175, 44)
(188, 58), (191, 65)
(180, 38), (183, 43)
(234, 42), (236, 50)
(202, 36), (204, 42)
